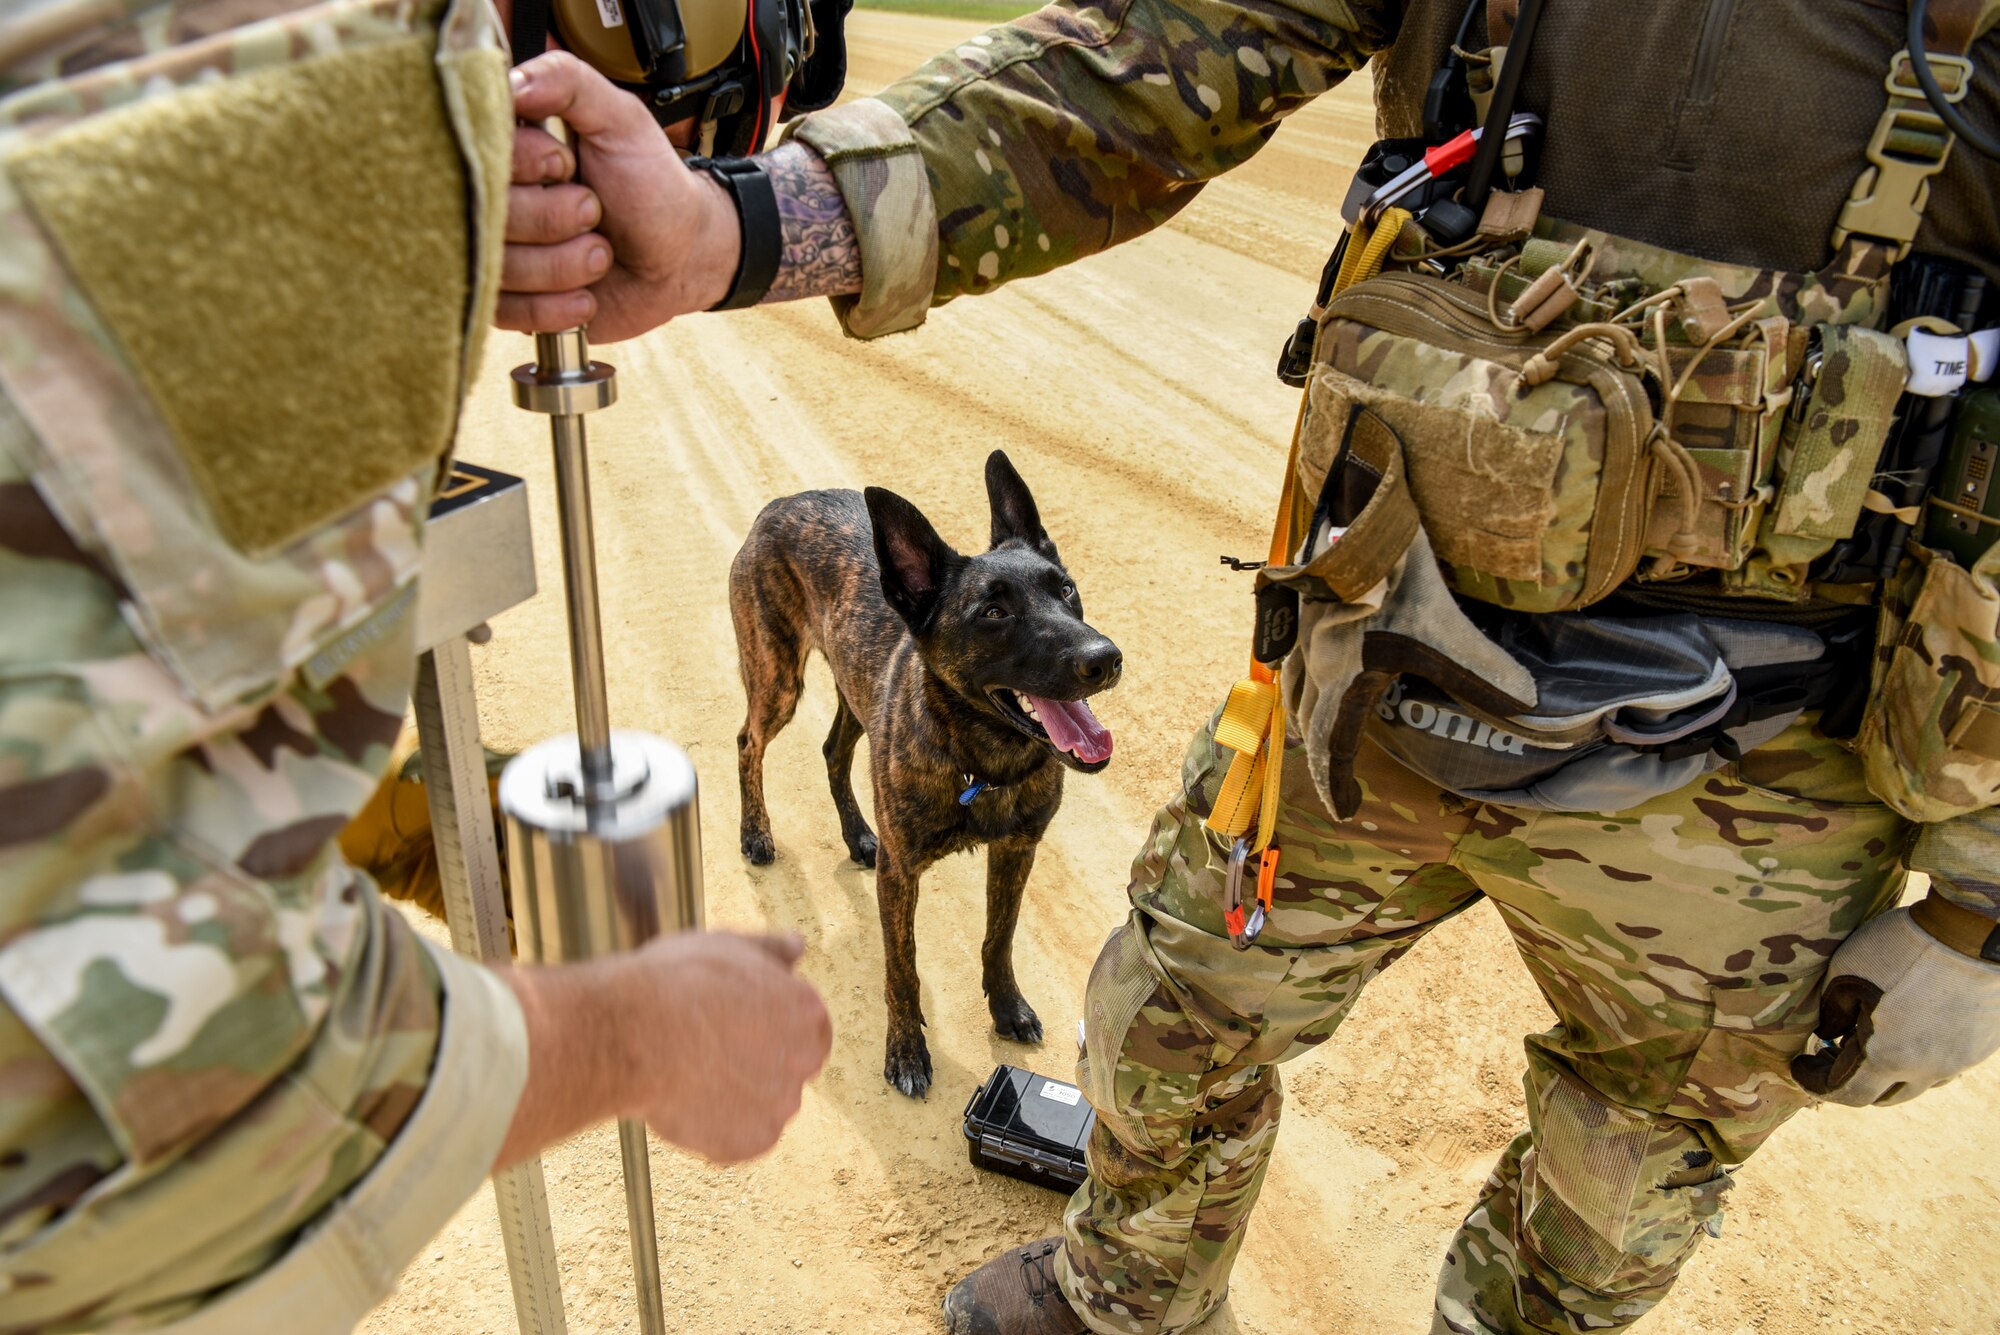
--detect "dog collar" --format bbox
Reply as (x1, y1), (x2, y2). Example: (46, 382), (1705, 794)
(959, 772), (1026, 804)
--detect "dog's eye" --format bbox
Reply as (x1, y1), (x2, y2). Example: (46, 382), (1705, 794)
(983, 605), (1007, 619)
(1060, 583), (1074, 599)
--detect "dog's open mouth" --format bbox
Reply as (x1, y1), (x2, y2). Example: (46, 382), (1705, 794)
(992, 689), (1115, 766)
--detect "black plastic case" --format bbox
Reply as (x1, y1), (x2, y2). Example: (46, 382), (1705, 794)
(962, 1065), (1095, 1193)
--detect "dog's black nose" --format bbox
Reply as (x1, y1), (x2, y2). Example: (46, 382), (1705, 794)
(1075, 641), (1123, 688)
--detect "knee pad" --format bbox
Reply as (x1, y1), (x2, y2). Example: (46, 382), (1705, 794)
(1078, 924), (1216, 1172)
(1521, 1071), (1734, 1294)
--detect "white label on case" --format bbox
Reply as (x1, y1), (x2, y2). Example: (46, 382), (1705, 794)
(595, 0), (626, 28)
(1039, 1081), (1081, 1106)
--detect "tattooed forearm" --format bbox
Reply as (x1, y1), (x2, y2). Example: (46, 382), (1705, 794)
(757, 140), (863, 304)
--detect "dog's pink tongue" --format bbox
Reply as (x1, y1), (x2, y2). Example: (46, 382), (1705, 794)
(1028, 695), (1114, 764)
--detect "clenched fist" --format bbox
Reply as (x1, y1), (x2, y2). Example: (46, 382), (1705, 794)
(499, 51), (742, 340)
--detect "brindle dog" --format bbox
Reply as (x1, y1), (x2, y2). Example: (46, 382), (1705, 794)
(730, 452), (1121, 1098)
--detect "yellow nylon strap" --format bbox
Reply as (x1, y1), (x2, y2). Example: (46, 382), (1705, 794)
(1204, 391), (1316, 852)
(1205, 687), (1285, 851)
(1256, 696), (1285, 847)
(1208, 679), (1281, 846)
(1331, 208), (1412, 297)
(1206, 207), (1413, 851)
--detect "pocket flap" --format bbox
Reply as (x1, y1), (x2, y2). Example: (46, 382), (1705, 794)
(1767, 325), (1906, 541)
(1260, 401), (1419, 602)
(0, 2), (508, 712)
(1295, 363), (1560, 586)
(7, 36), (469, 559)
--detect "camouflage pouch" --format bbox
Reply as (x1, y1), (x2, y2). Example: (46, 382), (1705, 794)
(1308, 270), (1656, 612)
(1740, 324), (1909, 598)
(1459, 220), (1895, 597)
(0, 0), (512, 712)
(1857, 541), (2000, 821)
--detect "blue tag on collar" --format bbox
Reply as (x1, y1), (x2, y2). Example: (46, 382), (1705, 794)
(958, 780), (988, 805)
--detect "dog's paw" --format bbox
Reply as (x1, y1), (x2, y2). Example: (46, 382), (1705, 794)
(741, 831), (776, 865)
(847, 831), (878, 868)
(990, 995), (1043, 1045)
(884, 1037), (933, 1099)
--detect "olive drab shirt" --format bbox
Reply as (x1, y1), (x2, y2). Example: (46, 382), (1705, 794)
(787, 0), (2000, 919)
(0, 1), (526, 1328)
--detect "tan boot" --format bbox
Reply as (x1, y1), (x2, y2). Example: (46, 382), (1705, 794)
(942, 1237), (1090, 1335)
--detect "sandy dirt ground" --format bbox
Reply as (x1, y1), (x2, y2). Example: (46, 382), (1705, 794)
(363, 13), (2000, 1334)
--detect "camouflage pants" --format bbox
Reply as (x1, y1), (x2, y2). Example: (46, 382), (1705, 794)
(1058, 714), (1911, 1335)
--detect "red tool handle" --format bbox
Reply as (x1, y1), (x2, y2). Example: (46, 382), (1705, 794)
(1423, 128), (1478, 178)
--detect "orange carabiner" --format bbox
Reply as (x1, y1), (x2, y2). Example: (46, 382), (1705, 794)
(1256, 846), (1280, 915)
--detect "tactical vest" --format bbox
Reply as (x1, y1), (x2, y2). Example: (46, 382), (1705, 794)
(1262, 0), (2000, 822)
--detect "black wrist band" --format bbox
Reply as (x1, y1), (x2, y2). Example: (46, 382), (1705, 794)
(685, 155), (782, 312)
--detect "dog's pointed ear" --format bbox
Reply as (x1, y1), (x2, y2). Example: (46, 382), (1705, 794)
(986, 450), (1059, 561)
(866, 486), (962, 630)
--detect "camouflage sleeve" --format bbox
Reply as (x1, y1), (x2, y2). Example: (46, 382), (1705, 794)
(0, 436), (525, 1327)
(77, 938), (529, 1330)
(1909, 806), (2000, 920)
(787, 0), (1399, 337)
(0, 0), (526, 1321)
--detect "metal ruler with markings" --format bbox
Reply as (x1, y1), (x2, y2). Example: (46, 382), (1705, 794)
(413, 465), (568, 1335)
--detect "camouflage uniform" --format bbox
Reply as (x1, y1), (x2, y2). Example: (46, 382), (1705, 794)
(0, 2), (522, 1328)
(787, 0), (2000, 1331)
(1065, 712), (1906, 1334)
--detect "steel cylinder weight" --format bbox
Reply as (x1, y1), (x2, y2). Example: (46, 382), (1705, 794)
(500, 729), (705, 962)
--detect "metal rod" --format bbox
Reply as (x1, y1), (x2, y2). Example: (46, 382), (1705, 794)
(525, 326), (669, 1335)
(618, 1118), (668, 1335)
(536, 329), (617, 797)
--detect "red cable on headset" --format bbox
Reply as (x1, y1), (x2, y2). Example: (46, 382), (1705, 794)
(744, 0), (768, 150)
